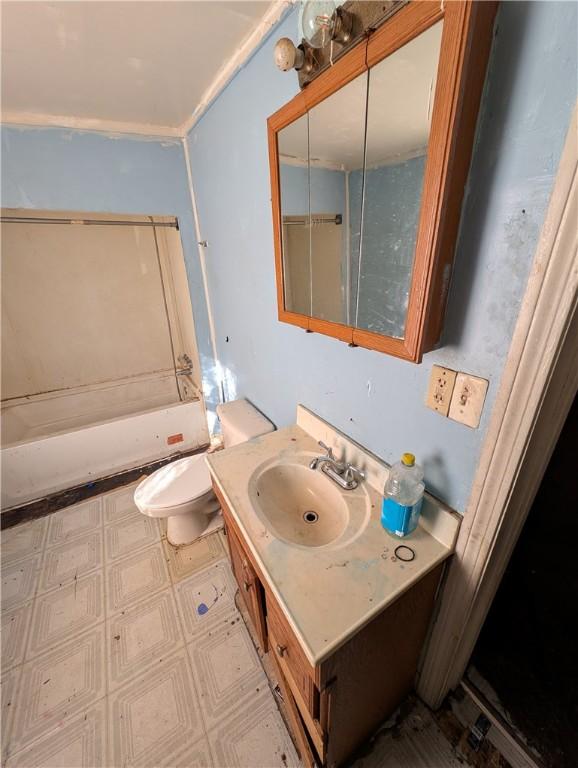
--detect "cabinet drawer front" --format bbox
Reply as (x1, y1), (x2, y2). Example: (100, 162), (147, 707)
(267, 595), (318, 715)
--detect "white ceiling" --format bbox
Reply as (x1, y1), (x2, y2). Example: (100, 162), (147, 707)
(279, 21), (443, 170)
(1, 0), (281, 135)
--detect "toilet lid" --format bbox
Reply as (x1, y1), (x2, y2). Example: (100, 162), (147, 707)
(134, 454), (212, 510)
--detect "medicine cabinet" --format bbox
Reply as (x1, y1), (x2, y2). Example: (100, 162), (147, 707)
(268, 1), (497, 362)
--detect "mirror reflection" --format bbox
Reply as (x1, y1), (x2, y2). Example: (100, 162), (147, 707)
(355, 21), (443, 338)
(279, 72), (368, 324)
(278, 114), (310, 316)
(308, 70), (367, 325)
(278, 20), (443, 338)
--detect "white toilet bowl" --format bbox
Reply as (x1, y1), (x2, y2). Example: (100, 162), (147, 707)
(134, 399), (275, 546)
(134, 453), (219, 545)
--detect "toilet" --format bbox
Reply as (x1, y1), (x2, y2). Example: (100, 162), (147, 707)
(134, 399), (274, 545)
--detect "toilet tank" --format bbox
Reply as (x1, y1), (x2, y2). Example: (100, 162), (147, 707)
(216, 399), (274, 447)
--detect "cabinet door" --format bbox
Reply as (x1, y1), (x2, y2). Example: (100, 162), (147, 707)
(267, 593), (318, 717)
(269, 629), (317, 768)
(225, 522), (268, 651)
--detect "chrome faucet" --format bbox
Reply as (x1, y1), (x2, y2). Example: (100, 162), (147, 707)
(309, 441), (364, 490)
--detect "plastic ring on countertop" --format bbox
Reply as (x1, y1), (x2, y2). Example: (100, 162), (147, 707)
(394, 545), (415, 562)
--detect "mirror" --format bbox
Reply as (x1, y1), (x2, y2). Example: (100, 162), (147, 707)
(355, 21), (443, 338)
(269, 2), (496, 361)
(278, 114), (310, 316)
(308, 70), (367, 325)
(278, 22), (442, 335)
(278, 71), (367, 324)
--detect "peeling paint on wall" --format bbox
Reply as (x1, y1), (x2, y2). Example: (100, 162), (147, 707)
(185, 0), (577, 513)
(1, 1), (576, 513)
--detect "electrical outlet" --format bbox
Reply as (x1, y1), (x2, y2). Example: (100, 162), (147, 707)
(449, 372), (489, 428)
(426, 365), (457, 416)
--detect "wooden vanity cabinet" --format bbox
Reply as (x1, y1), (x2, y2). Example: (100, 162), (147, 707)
(215, 482), (444, 768)
(223, 521), (268, 652)
(266, 594), (319, 716)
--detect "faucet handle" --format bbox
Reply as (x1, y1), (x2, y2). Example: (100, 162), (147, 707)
(344, 463), (365, 483)
(318, 440), (334, 459)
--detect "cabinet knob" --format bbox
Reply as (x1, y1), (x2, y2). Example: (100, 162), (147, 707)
(276, 643), (287, 658)
(243, 580), (252, 591)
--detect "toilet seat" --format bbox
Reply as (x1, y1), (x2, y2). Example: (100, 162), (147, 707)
(134, 453), (212, 512)
(133, 399), (274, 545)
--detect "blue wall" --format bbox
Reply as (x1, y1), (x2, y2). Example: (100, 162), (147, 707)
(2, 2), (575, 512)
(187, 1), (577, 512)
(280, 163), (348, 321)
(0, 126), (216, 409)
(282, 157), (425, 335)
(279, 163), (346, 217)
(349, 155), (426, 337)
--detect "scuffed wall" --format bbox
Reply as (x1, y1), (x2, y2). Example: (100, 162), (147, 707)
(186, 1), (577, 512)
(0, 127), (216, 412)
(2, 2), (576, 513)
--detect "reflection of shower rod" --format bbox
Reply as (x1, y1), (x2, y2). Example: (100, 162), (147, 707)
(284, 214), (342, 226)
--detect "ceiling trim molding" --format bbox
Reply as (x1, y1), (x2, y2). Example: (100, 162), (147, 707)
(0, 111), (181, 139)
(179, 0), (293, 137)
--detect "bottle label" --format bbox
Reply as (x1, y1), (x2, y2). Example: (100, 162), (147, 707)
(381, 496), (423, 537)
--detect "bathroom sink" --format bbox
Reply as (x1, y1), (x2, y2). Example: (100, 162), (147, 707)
(248, 457), (369, 548)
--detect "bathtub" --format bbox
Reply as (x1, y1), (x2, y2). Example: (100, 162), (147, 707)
(1, 381), (209, 510)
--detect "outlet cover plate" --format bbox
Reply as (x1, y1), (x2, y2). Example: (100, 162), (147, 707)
(426, 365), (457, 417)
(449, 373), (489, 428)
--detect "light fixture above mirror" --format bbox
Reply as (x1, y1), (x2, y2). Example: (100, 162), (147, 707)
(300, 0), (341, 48)
(273, 1), (407, 86)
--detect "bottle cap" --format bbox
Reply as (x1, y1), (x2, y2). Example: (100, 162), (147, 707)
(401, 452), (415, 467)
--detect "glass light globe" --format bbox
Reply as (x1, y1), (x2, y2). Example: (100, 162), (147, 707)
(299, 0), (339, 49)
(274, 37), (305, 71)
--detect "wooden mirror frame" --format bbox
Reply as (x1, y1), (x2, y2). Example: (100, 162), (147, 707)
(268, 0), (498, 362)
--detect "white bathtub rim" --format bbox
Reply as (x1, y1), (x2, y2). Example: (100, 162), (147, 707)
(1, 401), (209, 510)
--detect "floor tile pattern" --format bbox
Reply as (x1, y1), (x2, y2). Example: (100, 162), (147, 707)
(162, 532), (225, 583)
(189, 615), (268, 730)
(1, 601), (33, 671)
(10, 625), (106, 753)
(39, 530), (103, 594)
(1, 554), (42, 610)
(208, 691), (299, 768)
(106, 588), (183, 692)
(1, 666), (21, 758)
(46, 498), (102, 547)
(105, 514), (159, 562)
(106, 542), (170, 613)
(1, 483), (466, 768)
(2, 517), (47, 565)
(175, 559), (238, 640)
(5, 701), (107, 768)
(108, 648), (203, 767)
(1, 484), (300, 768)
(27, 571), (104, 659)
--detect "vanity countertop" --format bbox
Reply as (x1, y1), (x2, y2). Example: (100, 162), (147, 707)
(206, 407), (460, 667)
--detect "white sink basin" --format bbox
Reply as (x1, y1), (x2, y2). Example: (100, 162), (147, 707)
(248, 454), (370, 549)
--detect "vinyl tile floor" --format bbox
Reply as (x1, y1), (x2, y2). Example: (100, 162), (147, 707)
(1, 482), (468, 768)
